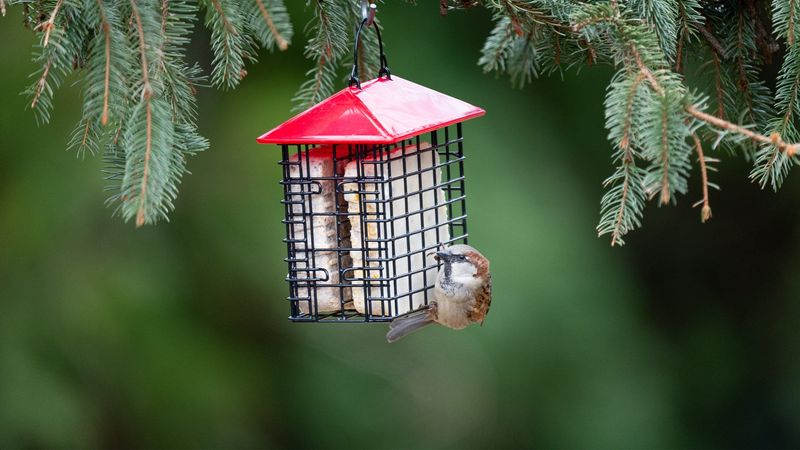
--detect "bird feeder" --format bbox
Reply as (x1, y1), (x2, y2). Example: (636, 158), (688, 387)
(257, 8), (485, 322)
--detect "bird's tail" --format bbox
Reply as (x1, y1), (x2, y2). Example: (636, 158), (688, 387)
(386, 307), (434, 343)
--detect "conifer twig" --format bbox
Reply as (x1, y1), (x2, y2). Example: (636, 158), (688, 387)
(790, 0), (797, 46)
(759, 69), (800, 183)
(630, 45), (664, 96)
(130, 0), (153, 227)
(211, 0), (236, 34)
(499, 0), (568, 30)
(686, 104), (798, 157)
(30, 60), (51, 109)
(630, 32), (798, 158)
(698, 25), (725, 57)
(620, 72), (646, 150)
(734, 10), (755, 118)
(659, 106), (671, 204)
(0, 0), (6, 17)
(81, 120), (91, 147)
(692, 133), (712, 222)
(255, 0), (288, 50)
(39, 0), (63, 47)
(96, 0), (112, 125)
(131, 2), (151, 98)
(710, 46), (724, 119)
(610, 168), (631, 247)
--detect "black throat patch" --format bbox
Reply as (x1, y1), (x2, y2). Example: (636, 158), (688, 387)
(440, 261), (457, 294)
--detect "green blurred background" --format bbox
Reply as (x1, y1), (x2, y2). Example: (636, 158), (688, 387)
(3, 2), (800, 448)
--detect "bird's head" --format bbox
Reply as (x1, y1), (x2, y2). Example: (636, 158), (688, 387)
(430, 244), (490, 285)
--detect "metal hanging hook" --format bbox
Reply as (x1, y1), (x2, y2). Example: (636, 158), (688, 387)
(361, 0), (376, 27)
(349, 0), (391, 89)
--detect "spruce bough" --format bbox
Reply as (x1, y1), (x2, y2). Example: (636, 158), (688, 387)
(6, 1), (800, 246)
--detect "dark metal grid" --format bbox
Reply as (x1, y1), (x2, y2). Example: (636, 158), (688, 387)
(278, 124), (468, 322)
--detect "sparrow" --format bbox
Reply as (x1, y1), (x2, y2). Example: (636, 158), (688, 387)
(386, 244), (492, 342)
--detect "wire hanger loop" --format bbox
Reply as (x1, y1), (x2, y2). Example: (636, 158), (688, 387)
(349, 1), (391, 89)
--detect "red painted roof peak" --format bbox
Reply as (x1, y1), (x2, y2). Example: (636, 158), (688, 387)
(256, 75), (485, 145)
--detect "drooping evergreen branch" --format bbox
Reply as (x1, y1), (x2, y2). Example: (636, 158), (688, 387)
(201, 0), (255, 89)
(470, 0), (800, 244)
(25, 2), (81, 126)
(599, 70), (648, 246)
(750, 0), (800, 190)
(251, 0), (291, 51)
(293, 0), (351, 111)
(97, 0), (112, 125)
(129, 0), (155, 227)
(8, 0), (800, 241)
(7, 0), (290, 226)
(629, 0), (679, 61)
(675, 0), (703, 72)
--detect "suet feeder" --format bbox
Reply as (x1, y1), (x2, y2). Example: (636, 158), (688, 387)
(257, 6), (485, 322)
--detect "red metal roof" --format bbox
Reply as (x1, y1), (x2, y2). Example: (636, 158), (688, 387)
(256, 75), (485, 145)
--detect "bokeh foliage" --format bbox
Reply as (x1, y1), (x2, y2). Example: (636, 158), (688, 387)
(2, 2), (800, 448)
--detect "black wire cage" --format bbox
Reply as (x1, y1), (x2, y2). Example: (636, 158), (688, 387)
(278, 126), (471, 322)
(256, 11), (485, 323)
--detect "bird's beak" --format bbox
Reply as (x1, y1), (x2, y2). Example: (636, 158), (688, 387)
(434, 250), (451, 262)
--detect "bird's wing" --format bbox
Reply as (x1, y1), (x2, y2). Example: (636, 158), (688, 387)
(468, 273), (492, 326)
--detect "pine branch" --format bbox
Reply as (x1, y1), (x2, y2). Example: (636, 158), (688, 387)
(129, 0), (154, 227)
(479, 16), (521, 73)
(619, 72), (646, 150)
(750, 1), (800, 190)
(629, 0), (679, 61)
(38, 0), (64, 47)
(598, 69), (649, 245)
(201, 0), (256, 89)
(687, 104), (797, 156)
(293, 0), (349, 111)
(248, 0), (292, 51)
(692, 133), (714, 223)
(26, 26), (77, 125)
(698, 24), (725, 56)
(8, 0), (800, 238)
(711, 53), (725, 119)
(100, 7), (111, 125)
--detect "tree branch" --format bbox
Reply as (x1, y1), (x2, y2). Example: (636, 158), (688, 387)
(255, 0), (288, 50)
(686, 104), (798, 157)
(620, 72), (646, 150)
(30, 59), (51, 109)
(698, 24), (725, 57)
(659, 105), (670, 204)
(628, 44), (664, 96)
(710, 42), (725, 119)
(791, 0), (797, 46)
(692, 133), (712, 222)
(500, 0), (569, 31)
(130, 0), (153, 228)
(211, 0), (236, 34)
(39, 0), (63, 47)
(610, 167), (631, 247)
(96, 0), (112, 125)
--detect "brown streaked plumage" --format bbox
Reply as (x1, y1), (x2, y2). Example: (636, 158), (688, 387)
(387, 244), (492, 342)
(468, 273), (492, 325)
